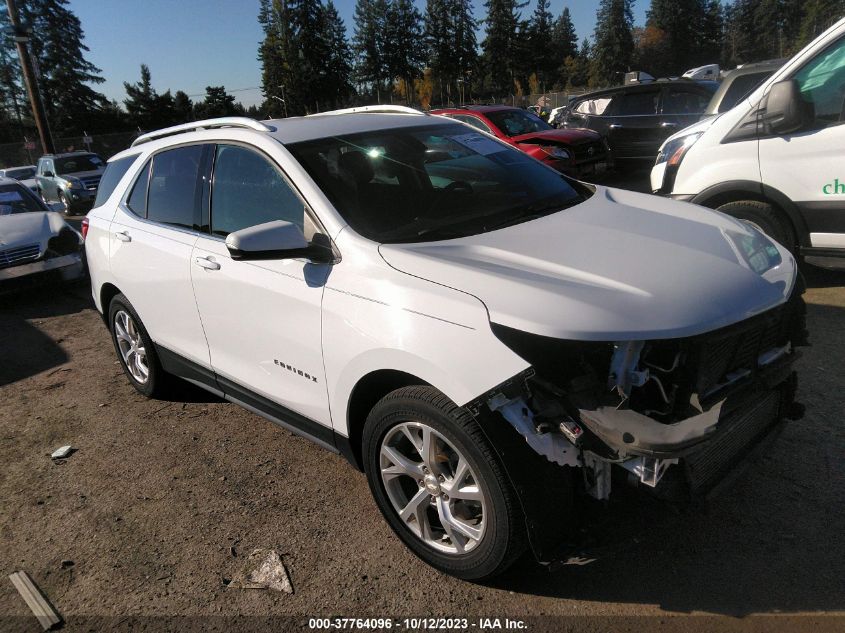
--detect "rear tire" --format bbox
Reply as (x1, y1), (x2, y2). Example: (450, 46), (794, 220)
(717, 200), (796, 251)
(363, 386), (526, 580)
(108, 293), (171, 398)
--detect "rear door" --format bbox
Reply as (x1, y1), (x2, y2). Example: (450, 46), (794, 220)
(108, 144), (212, 368)
(759, 35), (845, 252)
(604, 86), (662, 159)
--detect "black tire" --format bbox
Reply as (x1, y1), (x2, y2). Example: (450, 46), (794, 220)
(717, 200), (796, 250)
(363, 386), (526, 580)
(108, 293), (171, 398)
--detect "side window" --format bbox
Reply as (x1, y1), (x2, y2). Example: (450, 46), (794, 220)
(93, 154), (138, 208)
(126, 160), (151, 216)
(210, 144), (310, 238)
(573, 98), (611, 115)
(794, 36), (845, 127)
(458, 115), (493, 134)
(662, 88), (711, 115)
(147, 145), (204, 229)
(611, 90), (659, 116)
(719, 72), (771, 112)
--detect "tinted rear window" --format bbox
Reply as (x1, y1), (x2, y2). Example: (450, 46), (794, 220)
(611, 90), (660, 116)
(93, 155), (139, 208)
(147, 146), (204, 229)
(127, 160), (150, 216)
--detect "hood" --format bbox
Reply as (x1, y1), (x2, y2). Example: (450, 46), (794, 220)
(379, 187), (796, 341)
(510, 128), (601, 146)
(0, 211), (72, 251)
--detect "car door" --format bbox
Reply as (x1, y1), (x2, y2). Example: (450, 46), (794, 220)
(36, 158), (56, 201)
(108, 144), (213, 369)
(604, 86), (662, 159)
(190, 143), (333, 438)
(660, 85), (712, 137)
(759, 35), (845, 251)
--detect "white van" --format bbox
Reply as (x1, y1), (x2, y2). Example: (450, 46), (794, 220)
(652, 16), (845, 257)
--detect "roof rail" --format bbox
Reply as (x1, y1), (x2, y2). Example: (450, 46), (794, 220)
(131, 117), (275, 147)
(310, 105), (424, 117)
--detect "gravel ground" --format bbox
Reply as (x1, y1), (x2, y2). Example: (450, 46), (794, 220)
(1, 193), (844, 631)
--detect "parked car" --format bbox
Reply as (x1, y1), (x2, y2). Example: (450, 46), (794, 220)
(651, 17), (845, 258)
(36, 151), (105, 215)
(559, 80), (718, 161)
(0, 177), (84, 290)
(703, 59), (785, 116)
(431, 105), (608, 177)
(86, 110), (806, 580)
(0, 165), (38, 194)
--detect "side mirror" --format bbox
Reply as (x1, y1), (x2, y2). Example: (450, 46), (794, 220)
(225, 220), (334, 263)
(43, 170), (54, 177)
(762, 79), (810, 135)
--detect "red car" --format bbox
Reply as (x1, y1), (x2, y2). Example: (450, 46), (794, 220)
(431, 105), (609, 177)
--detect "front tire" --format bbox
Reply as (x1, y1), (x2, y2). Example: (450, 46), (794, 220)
(363, 386), (526, 580)
(717, 200), (796, 251)
(108, 293), (170, 398)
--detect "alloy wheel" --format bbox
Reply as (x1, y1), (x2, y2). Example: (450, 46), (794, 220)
(114, 310), (149, 384)
(379, 421), (487, 554)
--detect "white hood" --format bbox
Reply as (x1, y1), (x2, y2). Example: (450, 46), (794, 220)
(0, 211), (75, 253)
(379, 187), (796, 341)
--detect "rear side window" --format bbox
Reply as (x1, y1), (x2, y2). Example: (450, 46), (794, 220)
(611, 90), (659, 116)
(455, 115), (493, 134)
(126, 160), (150, 216)
(93, 155), (138, 208)
(210, 144), (307, 238)
(147, 145), (204, 229)
(662, 88), (710, 115)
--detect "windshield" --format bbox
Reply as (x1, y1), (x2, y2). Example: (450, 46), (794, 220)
(55, 154), (104, 175)
(0, 184), (45, 215)
(485, 109), (552, 136)
(288, 123), (586, 243)
(4, 167), (35, 180)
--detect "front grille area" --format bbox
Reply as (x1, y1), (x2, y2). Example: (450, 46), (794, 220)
(685, 389), (781, 493)
(80, 175), (101, 190)
(572, 140), (606, 162)
(0, 243), (40, 269)
(691, 296), (803, 398)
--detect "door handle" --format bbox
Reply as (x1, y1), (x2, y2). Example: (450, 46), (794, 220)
(114, 230), (131, 242)
(609, 124), (623, 130)
(194, 256), (221, 271)
(660, 122), (679, 128)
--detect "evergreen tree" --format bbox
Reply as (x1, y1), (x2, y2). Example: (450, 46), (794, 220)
(123, 64), (160, 130)
(590, 0), (635, 87)
(482, 0), (527, 95)
(318, 1), (355, 109)
(552, 7), (579, 62)
(258, 0), (293, 117)
(385, 0), (426, 103)
(424, 0), (453, 100)
(526, 0), (555, 89)
(172, 91), (194, 123)
(452, 0), (478, 95)
(353, 0), (390, 100)
(193, 86), (238, 119)
(797, 0), (845, 47)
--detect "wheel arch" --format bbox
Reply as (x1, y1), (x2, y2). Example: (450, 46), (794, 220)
(99, 282), (122, 324)
(691, 180), (810, 248)
(341, 369), (430, 471)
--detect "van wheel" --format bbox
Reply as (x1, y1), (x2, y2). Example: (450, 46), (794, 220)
(108, 293), (171, 398)
(717, 200), (796, 251)
(362, 386), (526, 580)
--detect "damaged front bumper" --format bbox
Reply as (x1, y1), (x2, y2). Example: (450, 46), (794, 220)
(470, 287), (808, 561)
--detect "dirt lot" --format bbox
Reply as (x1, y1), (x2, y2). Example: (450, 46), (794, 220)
(1, 230), (844, 630)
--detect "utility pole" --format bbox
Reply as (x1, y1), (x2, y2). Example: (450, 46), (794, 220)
(6, 0), (54, 154)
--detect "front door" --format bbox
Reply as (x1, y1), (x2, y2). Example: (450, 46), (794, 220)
(190, 143), (333, 438)
(759, 35), (845, 252)
(605, 87), (663, 159)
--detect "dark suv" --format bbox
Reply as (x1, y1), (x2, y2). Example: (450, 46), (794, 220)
(559, 80), (717, 161)
(36, 151), (105, 215)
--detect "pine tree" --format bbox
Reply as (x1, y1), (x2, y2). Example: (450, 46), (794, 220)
(353, 0), (390, 100)
(193, 86), (238, 119)
(552, 7), (578, 62)
(319, 1), (355, 109)
(123, 64), (159, 130)
(385, 0), (426, 104)
(172, 91), (194, 123)
(424, 0), (453, 100)
(15, 0), (109, 134)
(258, 0), (293, 117)
(590, 0), (635, 87)
(526, 0), (555, 90)
(452, 0), (478, 95)
(797, 0), (845, 48)
(482, 0), (527, 95)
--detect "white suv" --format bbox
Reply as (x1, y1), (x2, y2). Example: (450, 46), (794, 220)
(86, 109), (807, 579)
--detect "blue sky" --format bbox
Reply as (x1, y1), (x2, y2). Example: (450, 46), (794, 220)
(70, 1), (648, 108)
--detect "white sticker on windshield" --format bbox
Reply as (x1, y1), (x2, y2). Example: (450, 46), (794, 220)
(449, 133), (506, 156)
(0, 191), (24, 203)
